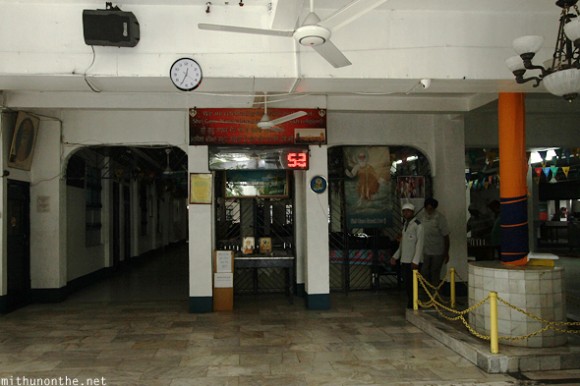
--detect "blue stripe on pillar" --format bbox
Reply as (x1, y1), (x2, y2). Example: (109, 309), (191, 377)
(500, 196), (529, 263)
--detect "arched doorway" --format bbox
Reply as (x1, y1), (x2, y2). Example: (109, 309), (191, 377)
(327, 146), (432, 293)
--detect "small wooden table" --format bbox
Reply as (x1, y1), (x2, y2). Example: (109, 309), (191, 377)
(234, 253), (295, 303)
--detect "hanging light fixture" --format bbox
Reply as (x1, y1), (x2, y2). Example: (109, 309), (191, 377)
(506, 0), (580, 102)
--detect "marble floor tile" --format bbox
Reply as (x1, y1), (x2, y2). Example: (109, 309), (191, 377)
(1, 245), (579, 385)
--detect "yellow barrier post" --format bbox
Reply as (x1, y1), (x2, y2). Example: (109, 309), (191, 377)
(413, 269), (418, 310)
(489, 291), (499, 354)
(450, 268), (456, 309)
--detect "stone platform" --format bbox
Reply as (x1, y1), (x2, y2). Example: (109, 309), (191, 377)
(407, 308), (580, 373)
(468, 261), (566, 347)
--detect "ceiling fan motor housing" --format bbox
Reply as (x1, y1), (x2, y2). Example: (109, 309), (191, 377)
(294, 25), (330, 46)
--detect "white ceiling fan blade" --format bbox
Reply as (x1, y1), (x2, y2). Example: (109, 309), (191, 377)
(198, 23), (294, 37)
(312, 40), (352, 68)
(318, 0), (388, 32)
(268, 111), (308, 126)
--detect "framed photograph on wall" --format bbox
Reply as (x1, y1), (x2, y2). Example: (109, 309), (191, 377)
(8, 112), (40, 171)
(189, 173), (213, 204)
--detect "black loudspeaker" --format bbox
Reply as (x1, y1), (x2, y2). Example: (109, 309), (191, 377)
(82, 9), (140, 47)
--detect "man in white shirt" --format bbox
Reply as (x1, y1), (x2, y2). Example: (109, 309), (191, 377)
(390, 203), (424, 309)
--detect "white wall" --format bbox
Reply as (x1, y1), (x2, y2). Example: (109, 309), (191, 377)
(328, 111), (469, 280)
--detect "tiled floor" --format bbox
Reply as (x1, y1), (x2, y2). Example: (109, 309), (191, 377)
(1, 244), (580, 385)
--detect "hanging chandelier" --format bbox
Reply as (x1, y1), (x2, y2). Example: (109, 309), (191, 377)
(506, 0), (580, 102)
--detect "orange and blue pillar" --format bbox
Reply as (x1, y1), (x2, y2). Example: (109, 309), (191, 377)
(498, 93), (528, 265)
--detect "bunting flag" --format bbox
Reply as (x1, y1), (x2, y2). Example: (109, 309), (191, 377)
(538, 150), (547, 161)
(534, 167), (542, 177)
(550, 166), (559, 178)
(562, 166), (570, 178)
(498, 93), (528, 266)
(543, 167), (551, 178)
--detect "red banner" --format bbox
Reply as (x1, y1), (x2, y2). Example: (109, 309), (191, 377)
(189, 108), (326, 145)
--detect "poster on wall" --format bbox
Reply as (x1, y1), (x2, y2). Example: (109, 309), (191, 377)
(396, 176), (425, 211)
(189, 108), (326, 145)
(343, 146), (392, 229)
(8, 112), (40, 171)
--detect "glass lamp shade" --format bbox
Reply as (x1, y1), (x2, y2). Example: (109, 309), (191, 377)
(513, 35), (544, 55)
(564, 19), (580, 43)
(506, 55), (526, 71)
(542, 68), (580, 96)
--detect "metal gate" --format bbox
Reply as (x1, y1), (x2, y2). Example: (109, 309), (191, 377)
(215, 171), (294, 295)
(328, 146), (432, 293)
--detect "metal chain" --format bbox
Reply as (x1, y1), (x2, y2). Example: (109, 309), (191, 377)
(414, 270), (580, 343)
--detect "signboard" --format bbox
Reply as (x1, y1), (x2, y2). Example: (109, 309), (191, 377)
(190, 108), (326, 145)
(225, 170), (288, 198)
(209, 146), (309, 170)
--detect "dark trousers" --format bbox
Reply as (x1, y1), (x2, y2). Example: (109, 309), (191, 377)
(401, 263), (421, 308)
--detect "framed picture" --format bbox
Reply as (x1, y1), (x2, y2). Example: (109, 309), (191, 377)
(242, 237), (255, 255)
(189, 173), (212, 204)
(8, 112), (40, 171)
(259, 237), (272, 254)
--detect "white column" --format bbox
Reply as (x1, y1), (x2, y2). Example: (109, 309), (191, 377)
(188, 145), (213, 312)
(432, 115), (469, 282)
(302, 145), (330, 309)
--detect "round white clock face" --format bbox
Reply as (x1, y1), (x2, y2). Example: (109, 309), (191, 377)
(170, 58), (202, 91)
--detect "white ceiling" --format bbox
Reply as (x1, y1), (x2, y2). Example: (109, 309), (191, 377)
(0, 0), (576, 112)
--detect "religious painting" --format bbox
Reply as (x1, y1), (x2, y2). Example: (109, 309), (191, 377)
(343, 146), (392, 229)
(8, 112), (40, 171)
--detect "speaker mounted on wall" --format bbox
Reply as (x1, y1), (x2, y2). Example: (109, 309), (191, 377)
(83, 5), (140, 47)
(8, 112), (40, 171)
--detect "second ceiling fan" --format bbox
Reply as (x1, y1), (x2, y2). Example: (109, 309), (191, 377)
(198, 0), (387, 68)
(256, 93), (307, 132)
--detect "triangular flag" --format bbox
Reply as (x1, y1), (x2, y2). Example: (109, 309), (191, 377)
(533, 175), (540, 184)
(534, 167), (542, 177)
(550, 166), (559, 178)
(562, 166), (570, 178)
(543, 167), (551, 178)
(538, 150), (547, 160)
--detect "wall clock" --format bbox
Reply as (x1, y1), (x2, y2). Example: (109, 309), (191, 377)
(170, 58), (202, 91)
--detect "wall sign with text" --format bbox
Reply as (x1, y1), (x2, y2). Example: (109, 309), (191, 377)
(190, 108), (326, 146)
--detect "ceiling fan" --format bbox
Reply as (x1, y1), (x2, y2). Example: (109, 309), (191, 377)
(256, 93), (307, 131)
(198, 0), (387, 68)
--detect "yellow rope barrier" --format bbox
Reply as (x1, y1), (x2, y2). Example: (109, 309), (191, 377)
(411, 268), (580, 352)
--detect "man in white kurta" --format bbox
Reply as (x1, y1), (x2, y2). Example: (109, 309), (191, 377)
(391, 203), (424, 309)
